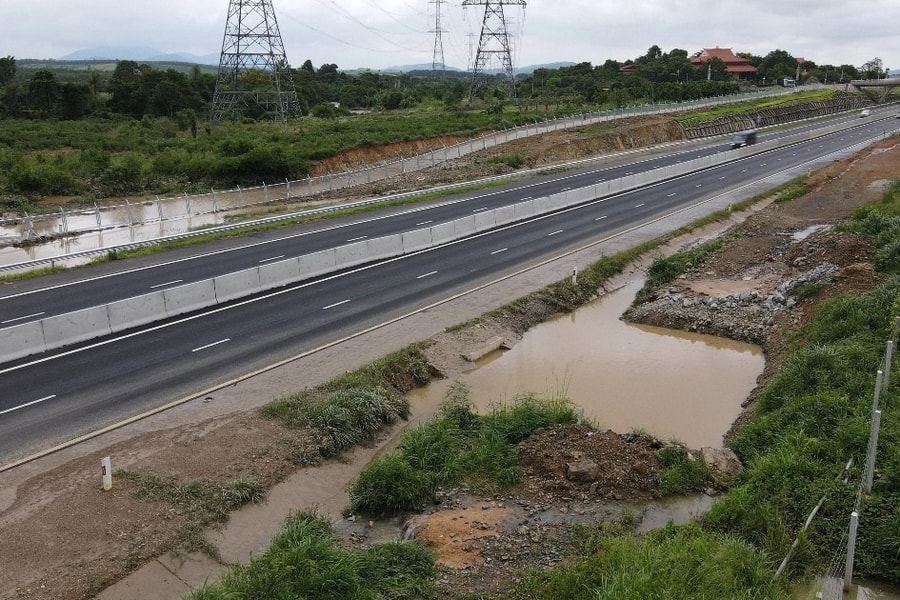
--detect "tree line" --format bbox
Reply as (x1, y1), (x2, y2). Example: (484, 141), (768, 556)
(0, 47), (888, 122)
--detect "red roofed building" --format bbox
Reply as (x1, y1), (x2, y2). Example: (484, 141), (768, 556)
(691, 47), (757, 80)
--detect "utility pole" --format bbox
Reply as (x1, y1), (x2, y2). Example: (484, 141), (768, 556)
(430, 0), (447, 78)
(461, 0), (526, 105)
(210, 0), (301, 123)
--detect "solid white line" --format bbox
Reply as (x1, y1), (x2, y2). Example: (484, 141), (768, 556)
(417, 271), (438, 279)
(634, 203), (645, 208)
(0, 395), (57, 416)
(595, 216), (607, 221)
(347, 236), (368, 242)
(547, 230), (563, 237)
(323, 299), (351, 310)
(1, 312), (45, 324)
(150, 280), (183, 289)
(259, 255), (286, 263)
(192, 339), (231, 353)
(415, 220), (433, 226)
(491, 248), (508, 255)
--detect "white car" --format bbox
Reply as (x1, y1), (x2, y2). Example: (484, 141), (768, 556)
(859, 109), (871, 117)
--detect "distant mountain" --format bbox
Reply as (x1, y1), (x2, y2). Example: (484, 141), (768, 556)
(382, 61), (576, 75)
(59, 46), (219, 65)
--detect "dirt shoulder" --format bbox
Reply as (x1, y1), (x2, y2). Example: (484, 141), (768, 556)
(0, 128), (897, 600)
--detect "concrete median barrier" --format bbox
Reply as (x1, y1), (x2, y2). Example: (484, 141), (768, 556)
(259, 257), (301, 290)
(299, 248), (337, 279)
(367, 234), (403, 261)
(474, 210), (497, 232)
(0, 321), (46, 363)
(108, 292), (167, 332)
(164, 279), (217, 316)
(334, 240), (371, 269)
(42, 305), (112, 349)
(401, 229), (433, 253)
(215, 268), (263, 304)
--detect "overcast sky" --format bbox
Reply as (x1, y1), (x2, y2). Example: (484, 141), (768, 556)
(1, 0), (898, 72)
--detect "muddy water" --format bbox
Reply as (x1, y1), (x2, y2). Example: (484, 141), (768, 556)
(410, 278), (764, 449)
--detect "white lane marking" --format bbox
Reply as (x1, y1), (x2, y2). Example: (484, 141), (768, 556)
(192, 339), (231, 353)
(347, 236), (368, 242)
(473, 206), (490, 213)
(323, 299), (351, 310)
(521, 196), (532, 201)
(561, 187), (571, 191)
(696, 184), (703, 188)
(415, 220), (433, 226)
(417, 271), (438, 279)
(666, 193), (677, 197)
(719, 176), (726, 180)
(491, 248), (508, 255)
(259, 255), (286, 263)
(634, 203), (645, 208)
(2, 312), (45, 325)
(547, 230), (563, 237)
(595, 216), (607, 221)
(150, 280), (183, 289)
(0, 395), (57, 416)
(596, 179), (605, 183)
(760, 163), (767, 167)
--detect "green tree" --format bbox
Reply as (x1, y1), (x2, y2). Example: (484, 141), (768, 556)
(0, 55), (16, 86)
(59, 82), (93, 119)
(28, 69), (61, 115)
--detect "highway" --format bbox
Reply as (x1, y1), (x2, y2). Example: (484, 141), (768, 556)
(1, 109), (898, 464)
(0, 110), (890, 325)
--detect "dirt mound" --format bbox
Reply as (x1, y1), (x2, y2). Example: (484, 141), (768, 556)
(311, 134), (469, 176)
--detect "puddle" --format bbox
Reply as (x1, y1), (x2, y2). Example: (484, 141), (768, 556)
(409, 278), (764, 448)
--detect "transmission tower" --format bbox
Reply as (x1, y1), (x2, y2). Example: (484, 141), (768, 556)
(210, 0), (300, 123)
(430, 0), (447, 78)
(462, 0), (526, 105)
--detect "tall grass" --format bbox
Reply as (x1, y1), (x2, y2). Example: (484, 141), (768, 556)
(189, 511), (436, 599)
(488, 524), (789, 600)
(348, 385), (577, 515)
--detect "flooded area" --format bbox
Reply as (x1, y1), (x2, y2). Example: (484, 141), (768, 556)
(410, 278), (764, 449)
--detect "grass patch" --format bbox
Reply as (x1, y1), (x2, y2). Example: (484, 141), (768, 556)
(487, 523), (789, 600)
(487, 153), (526, 169)
(189, 510), (436, 600)
(774, 175), (809, 203)
(633, 237), (726, 304)
(0, 264), (66, 282)
(656, 445), (712, 497)
(347, 384), (577, 515)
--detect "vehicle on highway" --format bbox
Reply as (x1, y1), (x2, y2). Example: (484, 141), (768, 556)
(730, 130), (758, 149)
(860, 109), (871, 117)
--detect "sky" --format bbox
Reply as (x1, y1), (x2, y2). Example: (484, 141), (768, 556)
(1, 0), (898, 72)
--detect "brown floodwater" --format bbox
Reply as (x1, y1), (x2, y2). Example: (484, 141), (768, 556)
(409, 278), (764, 448)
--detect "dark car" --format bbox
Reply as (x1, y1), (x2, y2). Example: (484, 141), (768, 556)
(731, 130), (758, 149)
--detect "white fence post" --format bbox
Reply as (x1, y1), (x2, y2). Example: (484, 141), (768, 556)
(101, 456), (112, 491)
(844, 511), (859, 592)
(865, 409), (882, 494)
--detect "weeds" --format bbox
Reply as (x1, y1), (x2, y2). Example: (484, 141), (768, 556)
(348, 386), (576, 515)
(190, 510), (436, 599)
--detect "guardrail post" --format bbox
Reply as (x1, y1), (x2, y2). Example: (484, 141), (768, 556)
(59, 207), (69, 236)
(285, 178), (291, 199)
(865, 409), (882, 494)
(844, 511), (859, 592)
(184, 192), (192, 215)
(212, 188), (219, 213)
(124, 199), (134, 227)
(238, 185), (244, 206)
(101, 456), (112, 491)
(884, 340), (894, 391)
(94, 203), (102, 230)
(156, 196), (164, 222)
(264, 182), (269, 203)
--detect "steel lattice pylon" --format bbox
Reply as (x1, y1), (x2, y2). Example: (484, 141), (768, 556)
(462, 0), (526, 105)
(210, 0), (300, 122)
(430, 0), (447, 78)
